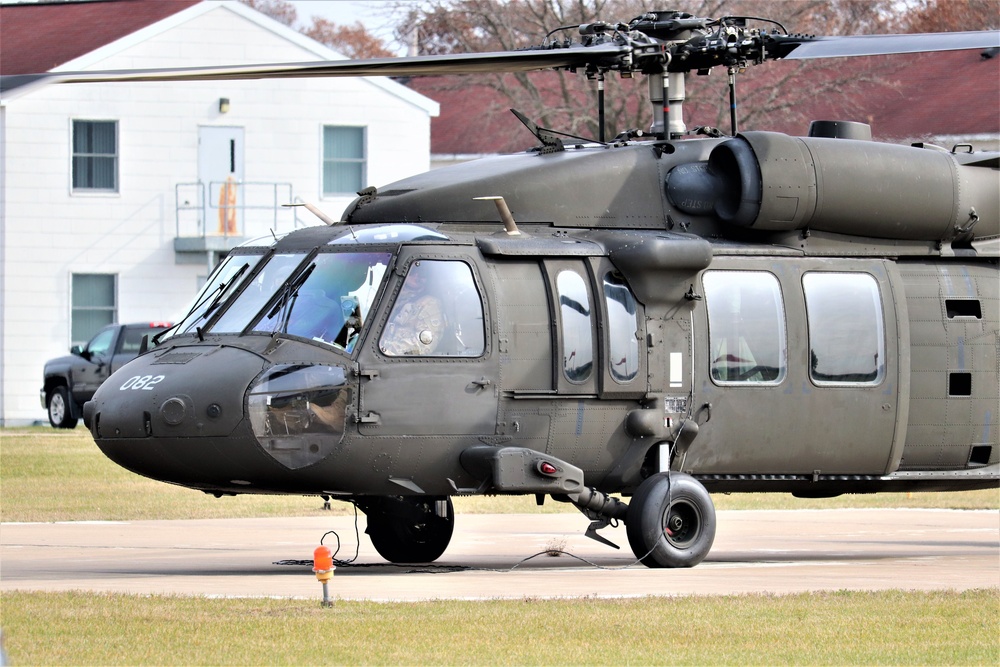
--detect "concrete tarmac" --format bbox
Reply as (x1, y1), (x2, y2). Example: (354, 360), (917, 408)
(2, 509), (997, 601)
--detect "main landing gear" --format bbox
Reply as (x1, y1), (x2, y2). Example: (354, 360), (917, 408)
(625, 472), (716, 568)
(357, 473), (715, 568)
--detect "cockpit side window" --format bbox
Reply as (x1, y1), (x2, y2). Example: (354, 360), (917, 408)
(380, 260), (485, 357)
(704, 270), (787, 384)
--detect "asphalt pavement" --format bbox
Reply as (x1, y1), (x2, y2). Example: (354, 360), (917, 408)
(2, 509), (997, 601)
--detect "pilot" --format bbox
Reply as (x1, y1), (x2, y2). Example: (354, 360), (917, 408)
(286, 257), (370, 346)
(380, 263), (445, 356)
(286, 288), (339, 342)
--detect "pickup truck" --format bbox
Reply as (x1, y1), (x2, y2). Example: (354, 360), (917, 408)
(41, 322), (171, 428)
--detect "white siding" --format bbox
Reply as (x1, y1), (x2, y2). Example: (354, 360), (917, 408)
(0, 2), (436, 424)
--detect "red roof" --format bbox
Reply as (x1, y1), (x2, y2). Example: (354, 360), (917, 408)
(0, 0), (201, 75)
(857, 49), (1000, 141)
(407, 76), (544, 155)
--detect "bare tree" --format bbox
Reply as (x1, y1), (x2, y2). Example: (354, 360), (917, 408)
(396, 0), (956, 142)
(237, 0), (990, 147)
(305, 19), (397, 59)
(902, 0), (999, 32)
(240, 0), (394, 59)
(240, 0), (298, 27)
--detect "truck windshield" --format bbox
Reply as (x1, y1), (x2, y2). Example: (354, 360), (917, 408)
(209, 251), (391, 353)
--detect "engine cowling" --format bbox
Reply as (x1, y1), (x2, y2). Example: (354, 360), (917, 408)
(666, 131), (999, 242)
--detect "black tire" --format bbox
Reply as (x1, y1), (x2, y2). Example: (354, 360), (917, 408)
(47, 386), (78, 429)
(365, 496), (454, 564)
(626, 472), (716, 568)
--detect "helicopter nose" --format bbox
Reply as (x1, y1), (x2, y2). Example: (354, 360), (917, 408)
(86, 345), (265, 441)
(85, 346), (355, 491)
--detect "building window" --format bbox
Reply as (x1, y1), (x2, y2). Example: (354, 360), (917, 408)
(72, 274), (117, 345)
(803, 272), (885, 385)
(603, 271), (639, 383)
(704, 270), (786, 384)
(323, 126), (366, 195)
(72, 120), (118, 191)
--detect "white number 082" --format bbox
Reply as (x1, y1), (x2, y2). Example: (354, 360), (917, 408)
(119, 375), (165, 391)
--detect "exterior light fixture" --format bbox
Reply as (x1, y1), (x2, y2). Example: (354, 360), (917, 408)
(219, 97), (230, 114)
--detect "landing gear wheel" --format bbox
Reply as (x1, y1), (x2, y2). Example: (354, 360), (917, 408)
(626, 472), (716, 568)
(364, 496), (454, 564)
(47, 387), (78, 429)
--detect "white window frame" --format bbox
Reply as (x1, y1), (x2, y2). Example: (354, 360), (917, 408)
(71, 119), (119, 194)
(321, 125), (367, 197)
(71, 273), (118, 346)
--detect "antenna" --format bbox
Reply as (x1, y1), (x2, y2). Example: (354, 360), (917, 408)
(474, 196), (521, 235)
(284, 202), (339, 226)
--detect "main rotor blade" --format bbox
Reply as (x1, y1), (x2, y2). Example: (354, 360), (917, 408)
(5, 42), (630, 89)
(775, 30), (1000, 60)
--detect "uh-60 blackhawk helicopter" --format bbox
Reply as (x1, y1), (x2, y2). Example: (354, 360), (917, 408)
(15, 9), (999, 568)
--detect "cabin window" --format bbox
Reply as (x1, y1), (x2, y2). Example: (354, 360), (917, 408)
(322, 126), (366, 195)
(71, 273), (117, 346)
(704, 271), (786, 384)
(603, 271), (639, 383)
(803, 272), (885, 385)
(72, 120), (118, 192)
(381, 260), (485, 357)
(556, 270), (594, 383)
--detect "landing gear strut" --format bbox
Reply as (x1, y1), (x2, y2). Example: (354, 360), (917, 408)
(625, 472), (716, 568)
(360, 495), (454, 564)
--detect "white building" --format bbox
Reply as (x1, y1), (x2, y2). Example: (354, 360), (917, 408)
(0, 0), (438, 425)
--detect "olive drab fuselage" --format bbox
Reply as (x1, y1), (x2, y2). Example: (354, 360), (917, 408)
(88, 134), (999, 497)
(86, 131), (999, 567)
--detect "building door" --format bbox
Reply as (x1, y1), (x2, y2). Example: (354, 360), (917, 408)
(198, 126), (244, 236)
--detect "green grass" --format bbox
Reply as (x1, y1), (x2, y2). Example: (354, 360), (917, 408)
(2, 589), (997, 666)
(1, 427), (997, 522)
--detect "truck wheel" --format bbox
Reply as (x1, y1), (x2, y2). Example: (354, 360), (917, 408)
(47, 387), (78, 429)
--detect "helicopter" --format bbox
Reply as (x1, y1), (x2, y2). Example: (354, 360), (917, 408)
(12, 9), (998, 568)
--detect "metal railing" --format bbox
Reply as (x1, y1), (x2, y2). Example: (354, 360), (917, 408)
(175, 180), (305, 241)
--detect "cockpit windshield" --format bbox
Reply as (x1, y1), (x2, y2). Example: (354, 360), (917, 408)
(209, 251), (391, 353)
(155, 253), (262, 343)
(175, 254), (262, 336)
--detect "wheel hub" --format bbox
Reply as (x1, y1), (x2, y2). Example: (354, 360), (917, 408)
(664, 502), (700, 546)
